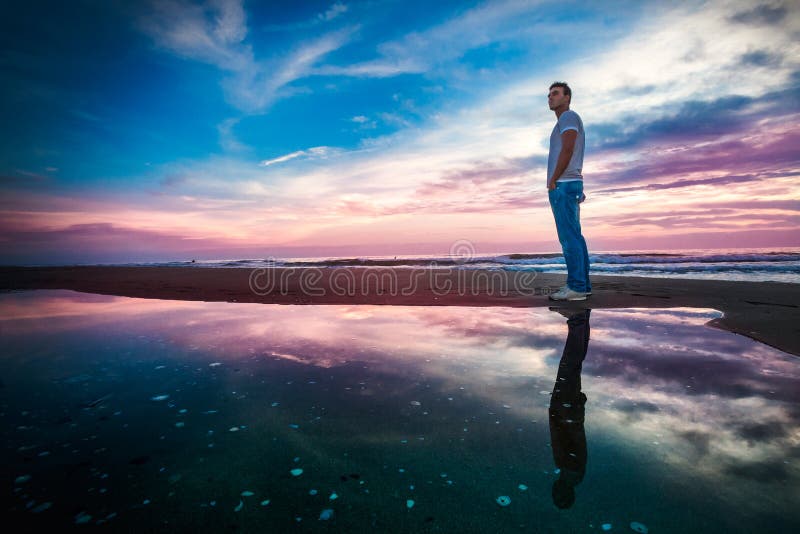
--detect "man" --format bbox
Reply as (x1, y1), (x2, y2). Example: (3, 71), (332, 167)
(546, 81), (591, 301)
(548, 307), (591, 509)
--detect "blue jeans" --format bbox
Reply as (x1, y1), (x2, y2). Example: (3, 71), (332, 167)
(549, 180), (591, 293)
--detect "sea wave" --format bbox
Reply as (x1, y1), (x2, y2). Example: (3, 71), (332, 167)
(113, 249), (800, 283)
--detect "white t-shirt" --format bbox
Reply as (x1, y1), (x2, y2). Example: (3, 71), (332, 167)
(547, 110), (585, 183)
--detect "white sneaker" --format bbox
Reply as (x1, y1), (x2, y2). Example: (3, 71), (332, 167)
(549, 286), (588, 301)
(555, 284), (591, 296)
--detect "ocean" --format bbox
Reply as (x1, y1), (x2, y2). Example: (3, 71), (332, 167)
(119, 248), (800, 284)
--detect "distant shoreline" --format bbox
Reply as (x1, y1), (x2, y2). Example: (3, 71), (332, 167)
(1, 265), (799, 356)
(5, 248), (797, 283)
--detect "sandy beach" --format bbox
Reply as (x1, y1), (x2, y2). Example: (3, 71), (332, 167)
(2, 265), (798, 356)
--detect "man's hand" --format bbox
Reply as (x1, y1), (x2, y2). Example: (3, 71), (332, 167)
(548, 179), (557, 190)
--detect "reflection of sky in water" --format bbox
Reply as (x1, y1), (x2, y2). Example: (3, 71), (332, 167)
(2, 290), (799, 532)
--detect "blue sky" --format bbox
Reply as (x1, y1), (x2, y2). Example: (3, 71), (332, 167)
(1, 0), (798, 263)
(1, 0), (640, 180)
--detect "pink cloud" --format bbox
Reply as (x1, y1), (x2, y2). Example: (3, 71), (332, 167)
(592, 125), (800, 193)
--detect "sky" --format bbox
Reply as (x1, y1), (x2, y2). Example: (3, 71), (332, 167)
(1, 0), (799, 264)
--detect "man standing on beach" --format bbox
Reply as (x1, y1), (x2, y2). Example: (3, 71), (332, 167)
(546, 81), (591, 301)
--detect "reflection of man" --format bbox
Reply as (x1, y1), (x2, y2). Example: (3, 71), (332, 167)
(546, 82), (591, 301)
(548, 308), (590, 509)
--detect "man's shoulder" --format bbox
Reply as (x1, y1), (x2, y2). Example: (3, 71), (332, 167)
(558, 110), (583, 132)
(560, 109), (582, 121)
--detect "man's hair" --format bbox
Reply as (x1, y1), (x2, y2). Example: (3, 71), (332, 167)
(549, 81), (572, 101)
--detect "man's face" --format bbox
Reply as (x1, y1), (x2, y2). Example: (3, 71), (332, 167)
(548, 87), (569, 110)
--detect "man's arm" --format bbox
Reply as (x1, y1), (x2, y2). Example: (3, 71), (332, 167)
(548, 129), (577, 190)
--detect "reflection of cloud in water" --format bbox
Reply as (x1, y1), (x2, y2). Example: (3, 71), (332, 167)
(570, 309), (800, 512)
(3, 290), (799, 508)
(0, 290), (210, 328)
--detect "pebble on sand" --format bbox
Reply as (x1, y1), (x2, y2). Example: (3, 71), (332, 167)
(496, 496), (511, 507)
(32, 502), (52, 513)
(406, 499), (415, 509)
(319, 509), (334, 520)
(234, 500), (244, 512)
(290, 468), (303, 476)
(630, 522), (648, 533)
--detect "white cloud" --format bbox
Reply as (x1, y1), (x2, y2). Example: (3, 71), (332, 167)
(258, 146), (336, 167)
(138, 0), (252, 70)
(138, 0), (356, 113)
(312, 0), (547, 78)
(217, 117), (249, 152)
(264, 27), (355, 95)
(562, 0), (800, 121)
(210, 0), (248, 43)
(137, 0), (360, 156)
(258, 150), (306, 167)
(320, 2), (348, 22)
(312, 58), (426, 78)
(376, 112), (412, 128)
(263, 2), (349, 32)
(349, 115), (377, 130)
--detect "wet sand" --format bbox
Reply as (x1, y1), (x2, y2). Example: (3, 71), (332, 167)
(1, 266), (799, 356)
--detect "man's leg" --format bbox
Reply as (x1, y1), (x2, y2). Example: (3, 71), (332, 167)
(577, 190), (591, 292)
(549, 182), (589, 293)
(581, 236), (591, 292)
(578, 210), (591, 293)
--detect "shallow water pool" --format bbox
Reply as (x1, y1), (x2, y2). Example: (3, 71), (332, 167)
(2, 290), (799, 532)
